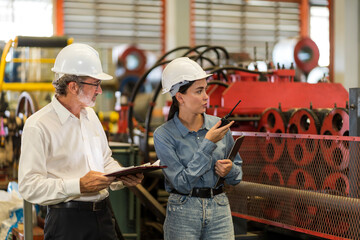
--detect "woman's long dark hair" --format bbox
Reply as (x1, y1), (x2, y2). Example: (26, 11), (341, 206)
(167, 81), (195, 121)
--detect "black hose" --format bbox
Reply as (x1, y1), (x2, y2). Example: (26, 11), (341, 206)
(207, 80), (229, 88)
(128, 60), (171, 144)
(143, 81), (163, 162)
(209, 65), (265, 75)
(181, 45), (210, 57)
(155, 46), (191, 64)
(193, 46), (230, 66)
(188, 55), (216, 67)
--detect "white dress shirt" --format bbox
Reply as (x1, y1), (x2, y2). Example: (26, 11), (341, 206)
(19, 96), (124, 205)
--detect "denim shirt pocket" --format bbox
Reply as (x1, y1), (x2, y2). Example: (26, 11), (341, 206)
(213, 193), (229, 206)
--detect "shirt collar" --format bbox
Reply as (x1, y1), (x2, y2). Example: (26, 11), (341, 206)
(51, 96), (89, 124)
(174, 112), (211, 137)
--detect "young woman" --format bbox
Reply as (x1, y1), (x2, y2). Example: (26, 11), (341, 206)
(153, 57), (242, 240)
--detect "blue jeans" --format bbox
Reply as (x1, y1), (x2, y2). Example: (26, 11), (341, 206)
(164, 193), (234, 240)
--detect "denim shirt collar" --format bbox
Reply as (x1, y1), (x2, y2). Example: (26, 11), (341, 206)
(173, 112), (212, 137)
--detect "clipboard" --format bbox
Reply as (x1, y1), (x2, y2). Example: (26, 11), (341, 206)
(105, 165), (167, 178)
(214, 136), (244, 188)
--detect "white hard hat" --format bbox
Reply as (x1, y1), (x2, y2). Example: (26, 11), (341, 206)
(52, 43), (113, 80)
(161, 57), (212, 95)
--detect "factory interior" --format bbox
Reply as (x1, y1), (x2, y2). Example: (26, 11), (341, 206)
(0, 0), (360, 239)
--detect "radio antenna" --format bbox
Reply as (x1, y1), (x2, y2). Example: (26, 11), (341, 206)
(224, 99), (241, 118)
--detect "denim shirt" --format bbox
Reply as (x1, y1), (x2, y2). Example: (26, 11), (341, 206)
(153, 113), (243, 194)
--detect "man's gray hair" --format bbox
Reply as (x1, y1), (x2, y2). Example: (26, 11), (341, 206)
(52, 74), (85, 96)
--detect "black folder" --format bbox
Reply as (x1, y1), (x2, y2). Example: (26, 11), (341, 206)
(105, 165), (167, 178)
(214, 136), (244, 188)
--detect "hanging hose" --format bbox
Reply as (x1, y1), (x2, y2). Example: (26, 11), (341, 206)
(193, 45), (230, 66)
(181, 45), (210, 57)
(128, 60), (171, 144)
(189, 55), (216, 67)
(143, 81), (162, 162)
(155, 46), (191, 64)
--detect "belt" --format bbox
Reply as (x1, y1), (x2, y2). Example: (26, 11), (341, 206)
(48, 198), (107, 211)
(171, 187), (223, 198)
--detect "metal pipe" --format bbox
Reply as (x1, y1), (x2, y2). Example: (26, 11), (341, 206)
(228, 180), (360, 234)
(229, 181), (360, 209)
(2, 83), (54, 91)
(11, 58), (55, 63)
(23, 200), (33, 240)
(349, 88), (360, 198)
(0, 39), (13, 87)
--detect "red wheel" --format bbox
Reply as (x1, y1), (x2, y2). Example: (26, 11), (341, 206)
(320, 108), (349, 170)
(258, 108), (286, 163)
(286, 108), (320, 166)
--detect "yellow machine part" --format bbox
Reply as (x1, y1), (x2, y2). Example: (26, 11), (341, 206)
(0, 36), (73, 92)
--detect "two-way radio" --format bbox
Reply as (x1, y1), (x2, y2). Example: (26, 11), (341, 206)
(219, 99), (242, 127)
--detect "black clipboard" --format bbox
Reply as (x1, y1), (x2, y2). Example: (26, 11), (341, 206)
(105, 165), (167, 178)
(214, 136), (244, 188)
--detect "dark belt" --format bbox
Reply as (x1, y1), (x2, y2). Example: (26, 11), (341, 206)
(171, 187), (223, 198)
(48, 198), (107, 211)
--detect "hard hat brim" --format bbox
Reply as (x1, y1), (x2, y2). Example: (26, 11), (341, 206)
(52, 69), (113, 81)
(88, 72), (113, 81)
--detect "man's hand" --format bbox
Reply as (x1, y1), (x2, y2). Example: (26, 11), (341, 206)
(215, 159), (233, 177)
(205, 120), (234, 143)
(80, 171), (115, 193)
(118, 173), (144, 187)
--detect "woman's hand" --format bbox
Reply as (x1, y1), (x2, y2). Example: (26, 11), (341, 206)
(215, 159), (233, 177)
(205, 120), (234, 143)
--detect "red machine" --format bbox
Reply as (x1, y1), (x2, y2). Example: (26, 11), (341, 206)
(203, 59), (353, 239)
(127, 42), (352, 239)
(206, 66), (349, 137)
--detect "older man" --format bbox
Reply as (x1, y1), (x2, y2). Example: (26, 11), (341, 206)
(18, 43), (143, 240)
